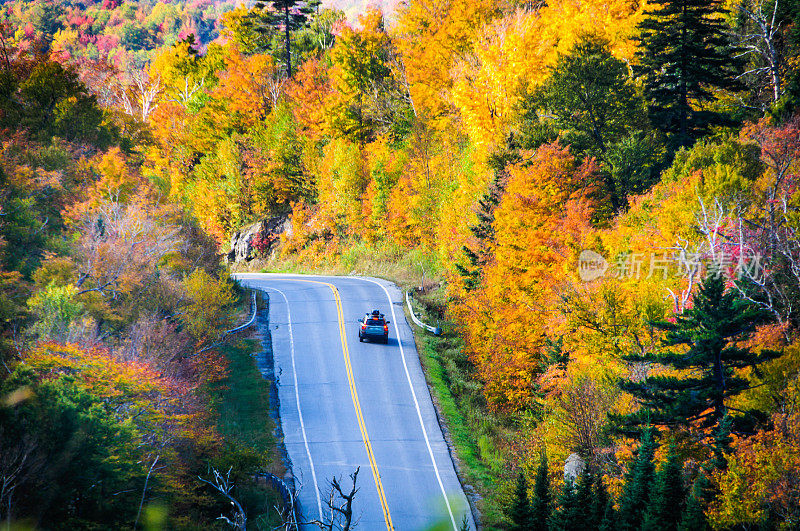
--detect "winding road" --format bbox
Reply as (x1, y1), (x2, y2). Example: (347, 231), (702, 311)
(234, 274), (474, 531)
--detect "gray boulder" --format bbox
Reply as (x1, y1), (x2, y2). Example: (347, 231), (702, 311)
(564, 453), (586, 481)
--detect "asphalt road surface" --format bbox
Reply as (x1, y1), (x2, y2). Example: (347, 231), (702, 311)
(234, 273), (474, 531)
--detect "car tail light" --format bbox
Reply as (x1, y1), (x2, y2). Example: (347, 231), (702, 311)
(384, 324), (388, 332)
(361, 324), (366, 330)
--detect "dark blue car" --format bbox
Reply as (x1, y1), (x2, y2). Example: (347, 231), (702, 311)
(358, 309), (390, 343)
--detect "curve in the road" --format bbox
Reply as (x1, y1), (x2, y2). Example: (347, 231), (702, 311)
(236, 274), (472, 531)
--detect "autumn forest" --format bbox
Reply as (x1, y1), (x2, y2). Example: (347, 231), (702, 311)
(1, 0), (800, 529)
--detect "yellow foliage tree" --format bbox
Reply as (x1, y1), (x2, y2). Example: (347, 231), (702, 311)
(181, 269), (237, 346)
(315, 137), (370, 235)
(325, 8), (392, 142)
(395, 0), (500, 119)
(452, 0), (644, 152)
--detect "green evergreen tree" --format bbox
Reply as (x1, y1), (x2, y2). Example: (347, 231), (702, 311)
(509, 471), (534, 531)
(530, 450), (552, 530)
(252, 0), (321, 77)
(678, 419), (732, 531)
(574, 470), (597, 528)
(642, 444), (686, 531)
(678, 473), (712, 531)
(536, 35), (657, 209)
(617, 428), (658, 531)
(614, 274), (780, 436)
(455, 167), (507, 291)
(635, 0), (743, 150)
(549, 477), (580, 530)
(711, 414), (733, 471)
(599, 496), (617, 531)
(591, 473), (609, 530)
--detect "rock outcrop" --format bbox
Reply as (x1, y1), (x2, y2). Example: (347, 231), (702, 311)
(227, 215), (292, 263)
(564, 453), (586, 481)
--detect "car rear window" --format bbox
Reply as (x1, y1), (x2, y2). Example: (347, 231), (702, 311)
(366, 318), (383, 325)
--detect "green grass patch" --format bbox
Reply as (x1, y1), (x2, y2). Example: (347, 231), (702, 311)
(411, 300), (513, 529)
(417, 331), (514, 528)
(418, 334), (491, 485)
(242, 238), (442, 287)
(216, 339), (277, 454)
(209, 339), (284, 529)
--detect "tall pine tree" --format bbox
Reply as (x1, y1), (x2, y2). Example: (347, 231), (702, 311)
(574, 470), (598, 528)
(635, 0), (742, 150)
(252, 0), (320, 77)
(455, 165), (508, 291)
(591, 473), (610, 530)
(599, 496), (617, 531)
(617, 428), (658, 531)
(509, 471), (534, 531)
(678, 472), (712, 531)
(530, 450), (552, 531)
(642, 443), (686, 531)
(548, 477), (580, 530)
(614, 274), (780, 436)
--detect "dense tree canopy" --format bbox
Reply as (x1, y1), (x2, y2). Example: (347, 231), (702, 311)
(2, 0), (800, 528)
(536, 35), (654, 209)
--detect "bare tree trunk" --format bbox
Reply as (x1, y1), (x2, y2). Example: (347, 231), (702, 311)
(736, 0), (784, 104)
(134, 455), (160, 529)
(284, 4), (292, 78)
(309, 467), (360, 531)
(199, 467), (247, 531)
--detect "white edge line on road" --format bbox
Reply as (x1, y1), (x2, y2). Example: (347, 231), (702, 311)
(360, 278), (459, 531)
(265, 286), (324, 521)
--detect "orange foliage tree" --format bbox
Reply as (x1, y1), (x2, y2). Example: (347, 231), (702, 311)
(452, 142), (598, 411)
(287, 57), (333, 141)
(214, 47), (280, 129)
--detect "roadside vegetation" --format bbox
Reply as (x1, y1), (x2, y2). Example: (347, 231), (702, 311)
(209, 339), (285, 529)
(0, 2), (284, 527)
(2, 0), (800, 529)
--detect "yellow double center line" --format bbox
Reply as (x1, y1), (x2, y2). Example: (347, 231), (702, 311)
(282, 279), (394, 530)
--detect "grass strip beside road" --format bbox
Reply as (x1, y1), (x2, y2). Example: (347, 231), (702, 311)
(209, 339), (284, 528)
(417, 334), (491, 486)
(409, 295), (509, 528)
(216, 339), (277, 455)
